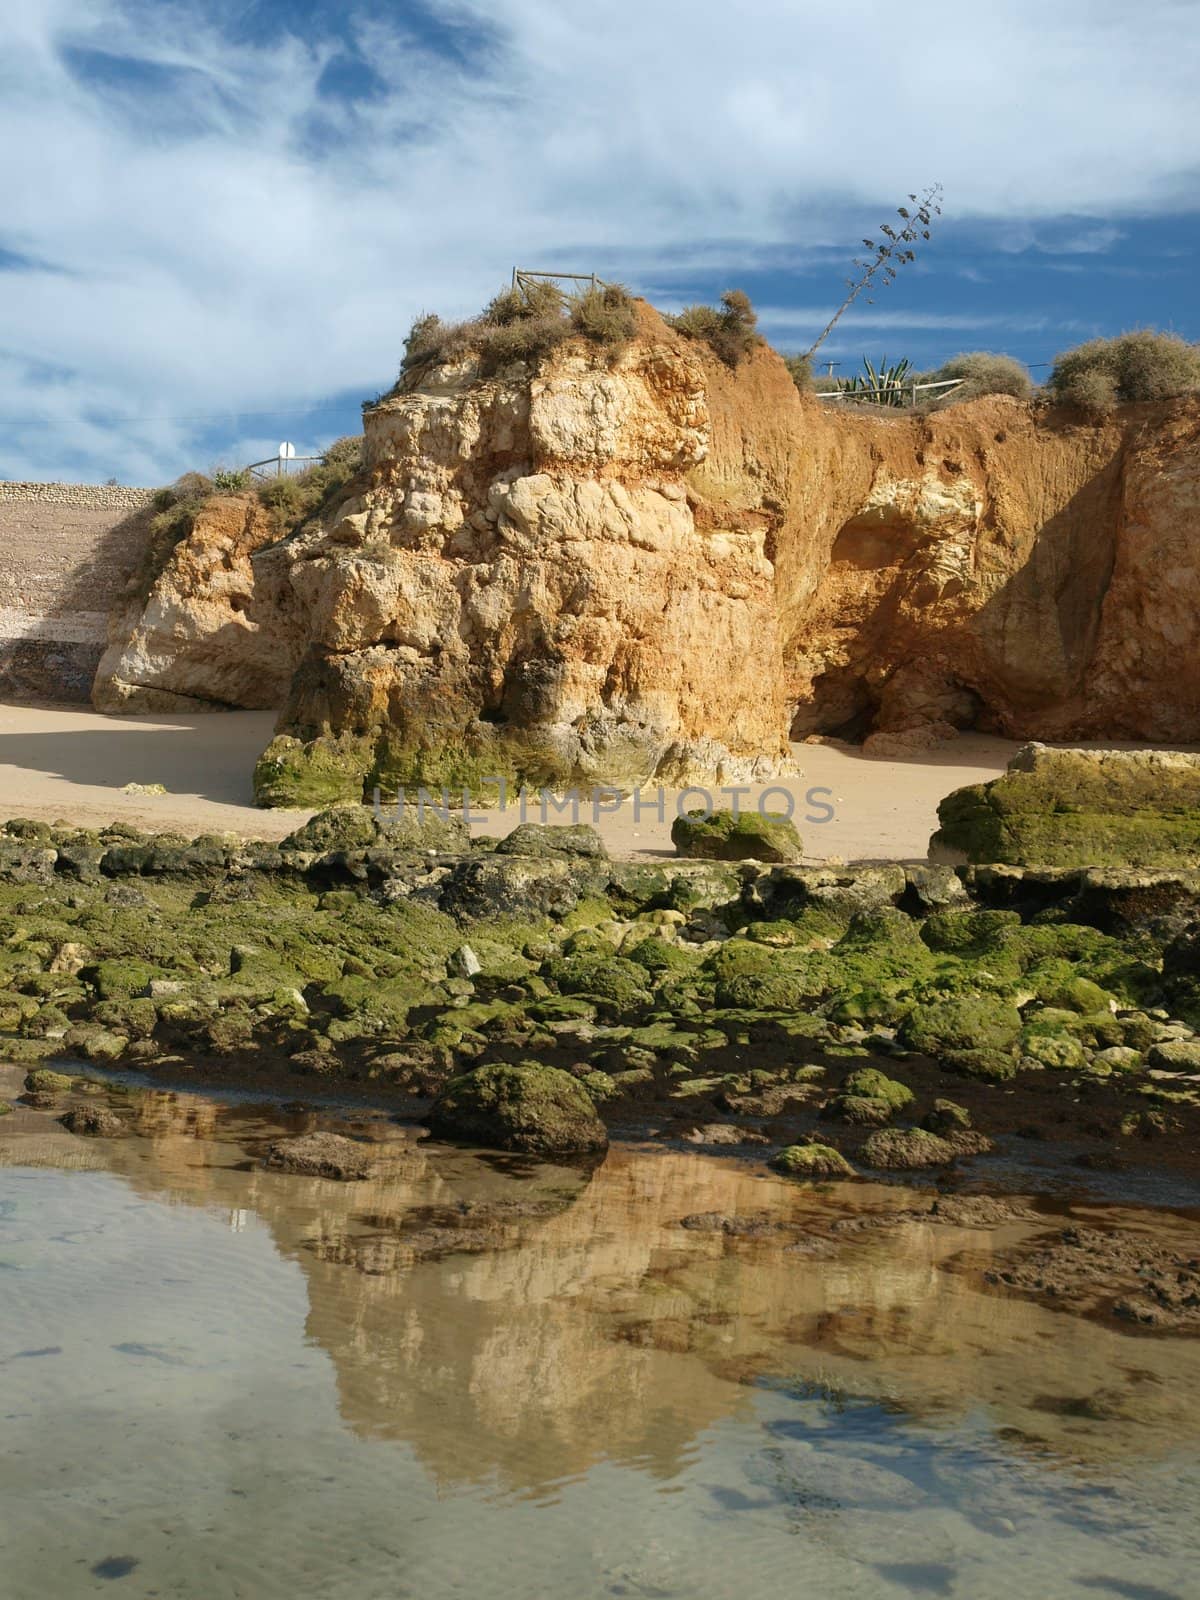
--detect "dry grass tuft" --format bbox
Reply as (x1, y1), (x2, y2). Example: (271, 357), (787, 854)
(668, 289), (762, 368)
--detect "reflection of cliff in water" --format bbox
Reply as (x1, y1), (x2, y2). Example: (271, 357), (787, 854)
(4, 1076), (1200, 1494)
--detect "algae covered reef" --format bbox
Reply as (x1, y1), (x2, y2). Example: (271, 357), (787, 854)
(7, 746), (1200, 1187)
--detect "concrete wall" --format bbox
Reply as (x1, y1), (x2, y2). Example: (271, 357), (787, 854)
(0, 482), (157, 702)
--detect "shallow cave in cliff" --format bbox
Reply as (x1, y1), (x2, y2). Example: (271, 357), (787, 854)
(790, 669), (878, 742)
(829, 506), (928, 570)
(791, 662), (989, 747)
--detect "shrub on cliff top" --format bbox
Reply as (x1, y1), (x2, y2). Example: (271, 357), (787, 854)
(395, 281), (639, 384)
(255, 434), (364, 532)
(571, 283), (639, 345)
(929, 351), (1033, 405)
(668, 289), (761, 368)
(784, 354), (814, 392)
(485, 280), (567, 323)
(1048, 330), (1200, 413)
(152, 471), (213, 512)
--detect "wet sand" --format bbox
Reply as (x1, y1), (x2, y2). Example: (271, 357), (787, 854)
(0, 702), (1018, 859)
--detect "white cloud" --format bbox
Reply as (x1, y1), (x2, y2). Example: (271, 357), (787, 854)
(0, 0), (1194, 480)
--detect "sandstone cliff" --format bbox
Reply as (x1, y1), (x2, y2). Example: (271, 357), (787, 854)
(254, 304), (794, 803)
(781, 393), (1200, 753)
(94, 494), (300, 712)
(92, 304), (1200, 801)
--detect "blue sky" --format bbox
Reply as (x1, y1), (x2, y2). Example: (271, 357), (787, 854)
(1, 0), (1197, 483)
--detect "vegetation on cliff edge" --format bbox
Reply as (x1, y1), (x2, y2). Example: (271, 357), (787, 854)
(1048, 330), (1200, 414)
(393, 280), (640, 386)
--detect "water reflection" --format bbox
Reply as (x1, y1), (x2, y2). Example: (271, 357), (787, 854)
(4, 1068), (1200, 1599)
(3, 1068), (1200, 1494)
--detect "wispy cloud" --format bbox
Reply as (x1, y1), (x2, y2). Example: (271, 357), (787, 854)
(0, 0), (1196, 480)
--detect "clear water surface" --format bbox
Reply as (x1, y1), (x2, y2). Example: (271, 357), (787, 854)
(2, 1067), (1199, 1600)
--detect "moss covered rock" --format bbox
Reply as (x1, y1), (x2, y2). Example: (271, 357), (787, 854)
(900, 996), (1022, 1058)
(1021, 1032), (1088, 1071)
(933, 745), (1200, 867)
(23, 1068), (75, 1094)
(824, 1093), (893, 1126)
(923, 1098), (971, 1134)
(428, 1061), (608, 1155)
(1037, 975), (1114, 1015)
(714, 969), (818, 1011)
(841, 1067), (914, 1110)
(769, 1142), (854, 1179)
(623, 935), (695, 975)
(440, 856), (605, 921)
(920, 909), (1022, 957)
(823, 1066), (914, 1125)
(671, 809), (802, 864)
(254, 733), (377, 808)
(940, 1046), (1021, 1083)
(545, 953), (651, 1010)
(62, 1024), (129, 1063)
(88, 957), (159, 1000)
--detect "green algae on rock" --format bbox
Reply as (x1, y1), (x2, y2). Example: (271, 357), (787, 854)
(840, 1067), (915, 1110)
(769, 1143), (855, 1179)
(671, 809), (802, 864)
(254, 733), (379, 808)
(900, 996), (1023, 1059)
(933, 743), (1200, 868)
(23, 1069), (76, 1095)
(428, 1062), (609, 1155)
(822, 1067), (915, 1125)
(923, 1098), (971, 1134)
(2, 811), (1200, 1175)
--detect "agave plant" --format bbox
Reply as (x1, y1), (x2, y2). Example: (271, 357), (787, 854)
(842, 355), (914, 406)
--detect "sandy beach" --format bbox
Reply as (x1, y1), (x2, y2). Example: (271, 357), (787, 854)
(0, 700), (1021, 859)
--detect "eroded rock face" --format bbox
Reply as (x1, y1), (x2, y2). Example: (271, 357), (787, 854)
(258, 316), (792, 801)
(783, 397), (1200, 750)
(93, 306), (1200, 789)
(94, 495), (301, 712)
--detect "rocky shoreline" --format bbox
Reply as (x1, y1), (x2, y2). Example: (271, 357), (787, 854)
(3, 801), (1200, 1187)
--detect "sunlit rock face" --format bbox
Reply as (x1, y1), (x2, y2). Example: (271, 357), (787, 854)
(777, 395), (1200, 752)
(93, 494), (300, 713)
(93, 301), (1200, 796)
(257, 307), (794, 803)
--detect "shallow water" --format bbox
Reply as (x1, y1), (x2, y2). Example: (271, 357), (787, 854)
(2, 1073), (1200, 1599)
